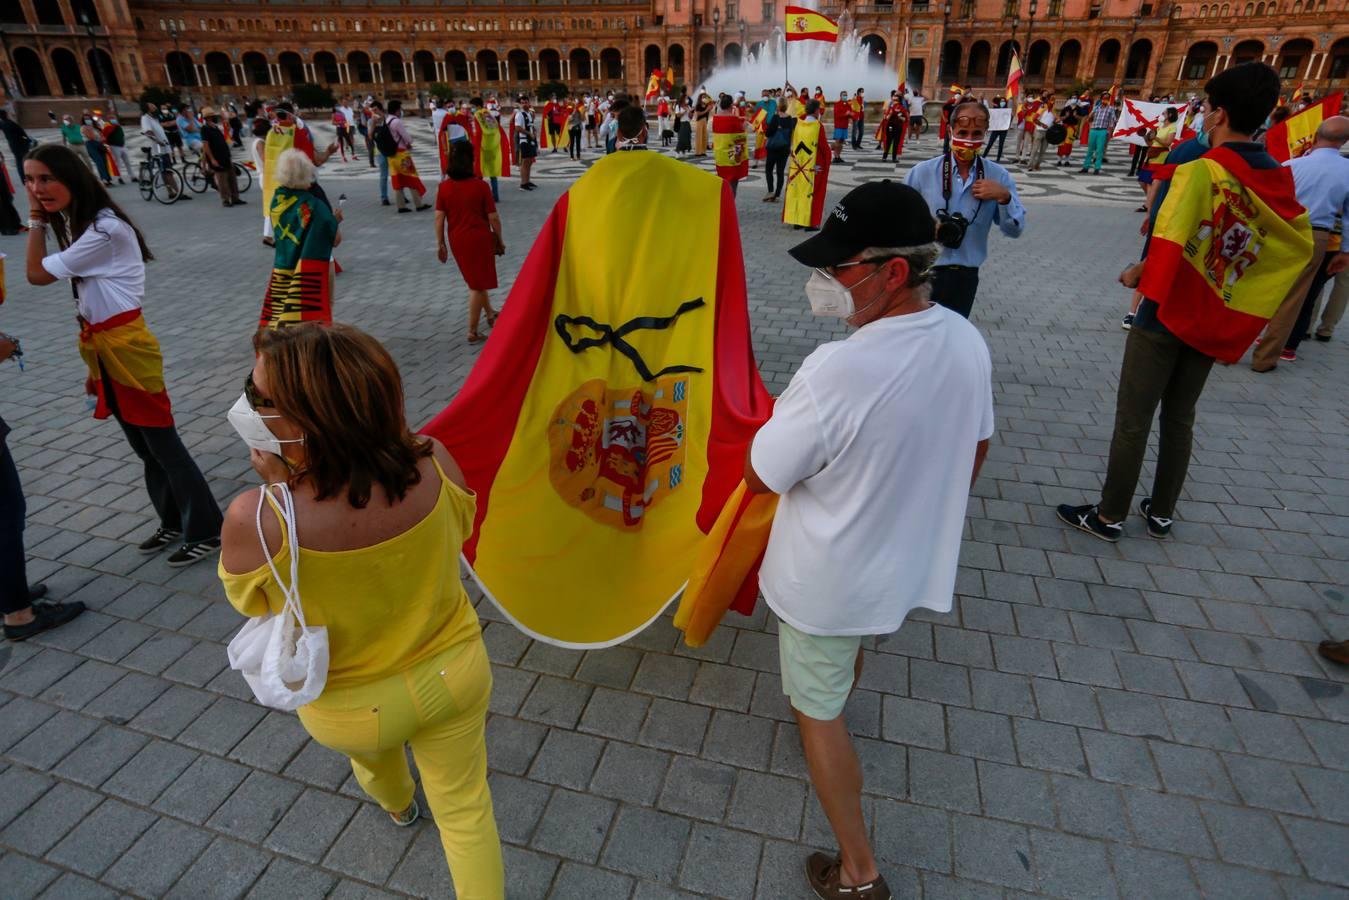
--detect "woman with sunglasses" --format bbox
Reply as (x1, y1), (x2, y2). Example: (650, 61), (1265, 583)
(22, 143), (224, 566)
(220, 323), (502, 898)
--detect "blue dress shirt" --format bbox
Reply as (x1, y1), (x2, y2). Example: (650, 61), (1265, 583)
(905, 152), (1026, 267)
(1285, 147), (1349, 231)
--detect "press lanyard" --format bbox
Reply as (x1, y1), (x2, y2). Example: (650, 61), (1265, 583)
(940, 151), (985, 221)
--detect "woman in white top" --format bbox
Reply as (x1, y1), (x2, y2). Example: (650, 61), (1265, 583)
(249, 117), (274, 246)
(22, 144), (224, 568)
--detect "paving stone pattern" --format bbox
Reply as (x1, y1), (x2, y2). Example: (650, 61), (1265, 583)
(0, 123), (1347, 898)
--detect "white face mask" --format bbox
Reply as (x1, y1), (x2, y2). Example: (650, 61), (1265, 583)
(804, 267), (885, 320)
(228, 393), (304, 459)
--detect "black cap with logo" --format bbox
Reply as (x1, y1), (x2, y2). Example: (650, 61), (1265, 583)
(787, 180), (936, 269)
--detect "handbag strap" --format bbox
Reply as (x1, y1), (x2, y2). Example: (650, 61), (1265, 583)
(254, 482), (308, 629)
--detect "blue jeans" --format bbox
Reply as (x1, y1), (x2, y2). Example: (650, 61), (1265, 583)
(0, 436), (30, 615)
(377, 153), (389, 202)
(489, 177), (499, 202)
(85, 143), (111, 183)
(851, 118), (864, 149)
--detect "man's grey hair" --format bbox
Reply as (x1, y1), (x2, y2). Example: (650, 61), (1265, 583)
(272, 148), (316, 190)
(858, 242), (941, 291)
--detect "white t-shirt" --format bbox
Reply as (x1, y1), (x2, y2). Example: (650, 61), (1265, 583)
(752, 304), (994, 636)
(339, 105), (356, 129)
(140, 113), (169, 157)
(41, 209), (146, 326)
(431, 107), (448, 134)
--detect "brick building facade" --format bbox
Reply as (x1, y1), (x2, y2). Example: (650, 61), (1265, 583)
(0, 0), (1344, 116)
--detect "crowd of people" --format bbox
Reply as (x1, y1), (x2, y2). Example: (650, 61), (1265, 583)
(0, 57), (1347, 900)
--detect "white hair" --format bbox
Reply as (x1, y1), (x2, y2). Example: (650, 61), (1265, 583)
(272, 148), (316, 190)
(859, 242), (941, 292)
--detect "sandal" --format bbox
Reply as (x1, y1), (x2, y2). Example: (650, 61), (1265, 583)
(467, 332), (485, 343)
(485, 310), (499, 327)
(389, 798), (419, 827)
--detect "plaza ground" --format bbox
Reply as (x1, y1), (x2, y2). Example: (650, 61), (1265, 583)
(0, 127), (1346, 898)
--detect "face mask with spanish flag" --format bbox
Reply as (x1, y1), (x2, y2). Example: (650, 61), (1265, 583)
(421, 151), (772, 647)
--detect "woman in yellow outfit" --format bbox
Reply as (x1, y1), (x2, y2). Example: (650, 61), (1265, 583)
(218, 324), (503, 900)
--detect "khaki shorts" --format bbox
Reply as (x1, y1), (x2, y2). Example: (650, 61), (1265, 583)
(778, 619), (864, 721)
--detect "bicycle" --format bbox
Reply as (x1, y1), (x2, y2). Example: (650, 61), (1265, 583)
(185, 152), (253, 196)
(908, 115), (929, 137)
(136, 148), (184, 205)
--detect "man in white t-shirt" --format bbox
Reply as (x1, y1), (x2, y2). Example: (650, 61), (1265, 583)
(744, 181), (994, 900)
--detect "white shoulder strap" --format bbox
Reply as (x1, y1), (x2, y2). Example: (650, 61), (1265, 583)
(255, 482), (307, 629)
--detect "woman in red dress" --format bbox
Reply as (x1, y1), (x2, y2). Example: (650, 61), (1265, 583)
(435, 141), (506, 343)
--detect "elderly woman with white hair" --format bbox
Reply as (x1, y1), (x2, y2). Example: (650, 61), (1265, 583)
(259, 148), (341, 331)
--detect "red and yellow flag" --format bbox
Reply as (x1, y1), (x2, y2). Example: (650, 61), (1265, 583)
(1005, 52), (1023, 100)
(422, 152), (771, 647)
(1264, 91), (1344, 162)
(471, 108), (511, 179)
(647, 69), (663, 99)
(784, 119), (829, 228)
(713, 113), (749, 182)
(78, 310), (174, 428)
(1140, 146), (1313, 363)
(784, 5), (839, 42)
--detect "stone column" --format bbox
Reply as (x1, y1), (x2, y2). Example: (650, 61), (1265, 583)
(197, 63), (210, 87)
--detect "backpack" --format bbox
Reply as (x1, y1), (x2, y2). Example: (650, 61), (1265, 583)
(372, 120), (399, 157)
(1045, 122), (1067, 145)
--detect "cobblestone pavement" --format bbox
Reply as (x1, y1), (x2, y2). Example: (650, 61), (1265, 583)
(1, 125), (1347, 899)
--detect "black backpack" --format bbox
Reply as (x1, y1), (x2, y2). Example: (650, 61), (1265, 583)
(372, 120), (399, 157)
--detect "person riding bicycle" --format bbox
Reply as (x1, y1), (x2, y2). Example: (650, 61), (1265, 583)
(139, 102), (188, 200)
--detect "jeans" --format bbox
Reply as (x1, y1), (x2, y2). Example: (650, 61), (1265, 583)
(1084, 129), (1109, 171)
(984, 131), (1007, 161)
(1099, 327), (1215, 521)
(377, 153), (390, 202)
(102, 371), (223, 543)
(568, 127), (581, 160)
(488, 177), (499, 202)
(850, 118), (864, 150)
(765, 147), (788, 196)
(931, 266), (980, 318)
(0, 436), (30, 615)
(297, 638), (502, 898)
(85, 142), (111, 182)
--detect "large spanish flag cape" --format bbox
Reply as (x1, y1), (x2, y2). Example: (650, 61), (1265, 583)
(784, 119), (830, 228)
(539, 102), (572, 151)
(422, 150), (771, 647)
(262, 122), (316, 222)
(388, 146), (427, 196)
(470, 107), (511, 179)
(260, 187), (338, 330)
(713, 113), (749, 182)
(78, 310), (173, 428)
(1264, 92), (1344, 162)
(1139, 146), (1313, 364)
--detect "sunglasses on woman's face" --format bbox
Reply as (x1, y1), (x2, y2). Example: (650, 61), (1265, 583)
(244, 373), (275, 409)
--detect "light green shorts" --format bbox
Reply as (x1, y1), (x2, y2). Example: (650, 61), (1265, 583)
(778, 619), (864, 721)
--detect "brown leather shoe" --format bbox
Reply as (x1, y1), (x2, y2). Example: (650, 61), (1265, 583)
(805, 852), (892, 899)
(1319, 640), (1349, 666)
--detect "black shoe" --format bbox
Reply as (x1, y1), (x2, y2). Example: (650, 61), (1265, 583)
(415, 204), (432, 211)
(27, 584), (48, 603)
(1056, 503), (1123, 542)
(138, 527), (182, 554)
(5, 601), (86, 642)
(177, 194), (193, 201)
(1139, 498), (1173, 540)
(1122, 313), (1134, 330)
(167, 537), (222, 568)
(233, 200), (247, 206)
(1315, 334), (1331, 342)
(397, 207), (411, 214)
(382, 199), (391, 206)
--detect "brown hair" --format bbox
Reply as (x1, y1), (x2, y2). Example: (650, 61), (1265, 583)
(255, 323), (433, 509)
(27, 143), (153, 261)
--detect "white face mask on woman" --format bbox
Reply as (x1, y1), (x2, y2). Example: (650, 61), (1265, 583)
(227, 393), (304, 459)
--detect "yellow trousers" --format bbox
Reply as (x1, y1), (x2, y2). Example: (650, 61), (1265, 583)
(297, 637), (503, 900)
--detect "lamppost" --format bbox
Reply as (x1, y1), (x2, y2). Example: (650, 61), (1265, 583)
(167, 19), (182, 89)
(712, 4), (721, 82)
(1022, 0), (1037, 89)
(79, 10), (114, 113)
(935, 0), (951, 93)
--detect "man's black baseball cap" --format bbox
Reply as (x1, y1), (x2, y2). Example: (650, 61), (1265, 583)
(788, 180), (936, 268)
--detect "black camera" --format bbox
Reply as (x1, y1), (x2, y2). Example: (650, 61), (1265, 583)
(935, 210), (969, 249)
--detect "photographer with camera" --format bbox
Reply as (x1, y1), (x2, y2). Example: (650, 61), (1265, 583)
(905, 97), (1025, 318)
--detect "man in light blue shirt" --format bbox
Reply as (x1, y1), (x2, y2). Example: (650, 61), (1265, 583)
(905, 97), (1026, 318)
(1253, 115), (1349, 370)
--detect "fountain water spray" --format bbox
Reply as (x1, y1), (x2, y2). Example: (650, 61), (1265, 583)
(700, 8), (902, 99)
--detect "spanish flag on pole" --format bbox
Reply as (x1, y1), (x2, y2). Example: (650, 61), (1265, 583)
(1005, 52), (1023, 100)
(1140, 146), (1313, 364)
(784, 5), (839, 42)
(1264, 91), (1344, 162)
(422, 151), (771, 647)
(647, 69), (663, 100)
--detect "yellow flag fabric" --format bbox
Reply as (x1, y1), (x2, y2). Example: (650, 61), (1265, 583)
(474, 109), (505, 178)
(261, 126), (299, 228)
(784, 119), (821, 227)
(423, 151), (771, 647)
(784, 6), (839, 41)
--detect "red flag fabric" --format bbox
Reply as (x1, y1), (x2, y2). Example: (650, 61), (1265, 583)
(1264, 92), (1345, 162)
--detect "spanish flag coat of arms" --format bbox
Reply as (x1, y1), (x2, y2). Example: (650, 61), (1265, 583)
(423, 151), (771, 647)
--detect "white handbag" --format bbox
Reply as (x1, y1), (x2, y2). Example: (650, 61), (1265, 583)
(227, 482), (329, 711)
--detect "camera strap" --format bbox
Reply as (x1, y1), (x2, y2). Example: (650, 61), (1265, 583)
(940, 151), (985, 222)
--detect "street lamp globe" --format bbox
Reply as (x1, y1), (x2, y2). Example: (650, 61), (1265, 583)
(713, 5), (722, 26)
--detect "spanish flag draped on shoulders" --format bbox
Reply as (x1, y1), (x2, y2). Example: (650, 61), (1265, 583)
(469, 105), (511, 179)
(783, 114), (831, 228)
(713, 110), (749, 184)
(1139, 142), (1313, 363)
(262, 119), (316, 224)
(422, 150), (771, 647)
